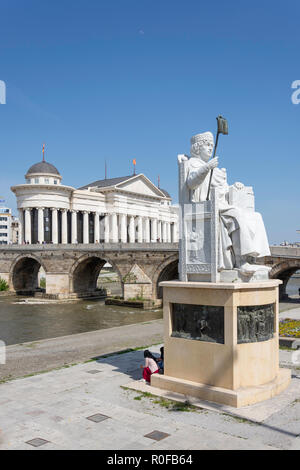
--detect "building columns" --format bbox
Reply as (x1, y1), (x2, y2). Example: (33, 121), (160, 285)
(94, 212), (100, 243)
(61, 209), (68, 244)
(24, 208), (31, 244)
(51, 208), (58, 244)
(171, 222), (178, 243)
(120, 214), (127, 243)
(137, 216), (143, 243)
(144, 217), (150, 243)
(37, 208), (44, 243)
(111, 213), (118, 243)
(18, 206), (176, 246)
(83, 211), (89, 244)
(104, 214), (110, 243)
(157, 220), (162, 242)
(162, 221), (167, 243)
(151, 218), (157, 243)
(167, 222), (171, 243)
(71, 211), (77, 244)
(129, 216), (135, 243)
(18, 209), (24, 244)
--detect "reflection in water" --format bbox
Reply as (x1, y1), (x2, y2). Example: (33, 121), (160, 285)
(0, 282), (162, 346)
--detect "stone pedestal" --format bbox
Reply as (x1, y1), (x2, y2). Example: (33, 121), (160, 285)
(151, 280), (291, 408)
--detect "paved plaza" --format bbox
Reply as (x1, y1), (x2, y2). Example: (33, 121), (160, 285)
(0, 343), (300, 450)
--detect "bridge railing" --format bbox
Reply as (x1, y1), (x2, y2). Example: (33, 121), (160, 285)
(0, 242), (179, 252)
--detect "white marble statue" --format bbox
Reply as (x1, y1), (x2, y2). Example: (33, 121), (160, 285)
(185, 131), (271, 275)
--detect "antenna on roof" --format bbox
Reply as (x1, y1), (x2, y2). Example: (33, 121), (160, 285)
(42, 143), (45, 162)
(133, 158), (136, 176)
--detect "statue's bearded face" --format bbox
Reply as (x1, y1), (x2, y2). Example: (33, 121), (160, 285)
(191, 139), (214, 162)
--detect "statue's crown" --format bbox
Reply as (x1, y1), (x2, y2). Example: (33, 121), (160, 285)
(190, 131), (214, 146)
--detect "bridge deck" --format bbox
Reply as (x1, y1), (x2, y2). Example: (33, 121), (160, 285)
(270, 246), (300, 258)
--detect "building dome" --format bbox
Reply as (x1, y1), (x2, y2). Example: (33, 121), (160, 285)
(26, 161), (61, 177)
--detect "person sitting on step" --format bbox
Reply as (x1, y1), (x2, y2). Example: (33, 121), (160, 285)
(140, 350), (159, 384)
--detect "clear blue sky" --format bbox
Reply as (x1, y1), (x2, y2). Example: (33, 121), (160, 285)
(0, 0), (300, 244)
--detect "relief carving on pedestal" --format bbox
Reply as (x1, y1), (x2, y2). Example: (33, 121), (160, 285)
(237, 304), (275, 343)
(171, 303), (224, 344)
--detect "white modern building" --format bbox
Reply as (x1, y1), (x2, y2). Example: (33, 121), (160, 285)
(11, 160), (178, 245)
(0, 206), (12, 245)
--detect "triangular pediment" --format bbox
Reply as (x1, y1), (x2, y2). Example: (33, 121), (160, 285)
(116, 174), (166, 198)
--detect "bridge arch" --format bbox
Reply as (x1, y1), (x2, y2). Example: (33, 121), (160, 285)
(269, 260), (300, 299)
(10, 254), (46, 294)
(152, 254), (179, 299)
(69, 253), (123, 295)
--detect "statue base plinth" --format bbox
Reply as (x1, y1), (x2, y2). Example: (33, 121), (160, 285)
(219, 267), (271, 283)
(152, 369), (291, 408)
(151, 280), (291, 408)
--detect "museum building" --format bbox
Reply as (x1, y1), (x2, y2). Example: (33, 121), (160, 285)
(11, 160), (178, 245)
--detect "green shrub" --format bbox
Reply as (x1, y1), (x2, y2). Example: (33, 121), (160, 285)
(40, 277), (46, 288)
(0, 278), (9, 291)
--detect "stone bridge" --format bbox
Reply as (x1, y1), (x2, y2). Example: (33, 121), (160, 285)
(264, 246), (300, 299)
(0, 243), (179, 300)
(2, 243), (299, 301)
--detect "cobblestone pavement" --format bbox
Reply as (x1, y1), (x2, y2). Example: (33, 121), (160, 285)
(0, 345), (300, 450)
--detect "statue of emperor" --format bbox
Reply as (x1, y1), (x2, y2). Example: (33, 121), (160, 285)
(185, 131), (271, 274)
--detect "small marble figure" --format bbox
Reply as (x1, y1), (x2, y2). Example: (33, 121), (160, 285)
(184, 131), (271, 276)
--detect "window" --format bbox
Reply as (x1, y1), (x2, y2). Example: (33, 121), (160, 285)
(54, 180), (57, 184)
(44, 178), (49, 184)
(0, 225), (7, 229)
(0, 217), (7, 221)
(34, 178), (39, 184)
(0, 233), (7, 237)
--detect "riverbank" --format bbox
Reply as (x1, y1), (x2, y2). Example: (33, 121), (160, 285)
(0, 319), (163, 382)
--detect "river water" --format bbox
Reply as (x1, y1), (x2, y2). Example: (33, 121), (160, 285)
(1, 277), (299, 347)
(0, 281), (162, 346)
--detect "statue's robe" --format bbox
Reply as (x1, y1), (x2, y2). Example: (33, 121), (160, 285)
(186, 157), (271, 270)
